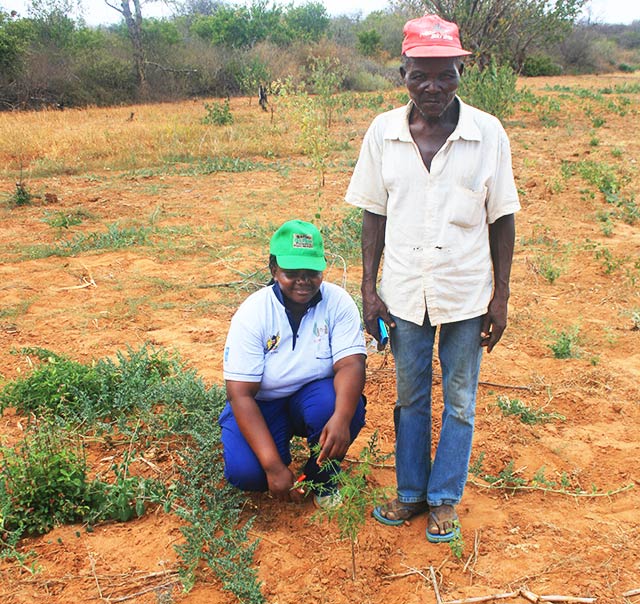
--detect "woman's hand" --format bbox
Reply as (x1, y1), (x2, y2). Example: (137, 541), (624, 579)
(265, 465), (305, 503)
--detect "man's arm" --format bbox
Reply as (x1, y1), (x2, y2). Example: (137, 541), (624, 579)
(481, 213), (516, 353)
(361, 210), (392, 341)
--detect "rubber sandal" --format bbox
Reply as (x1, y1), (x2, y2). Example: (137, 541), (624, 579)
(426, 508), (461, 543)
(372, 499), (428, 526)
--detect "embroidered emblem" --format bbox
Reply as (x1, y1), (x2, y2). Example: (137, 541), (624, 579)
(292, 233), (314, 249)
(266, 333), (281, 353)
(420, 22), (454, 41)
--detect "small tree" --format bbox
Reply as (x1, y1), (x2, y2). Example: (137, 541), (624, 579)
(105, 0), (150, 97)
(357, 29), (382, 57)
(391, 0), (587, 70)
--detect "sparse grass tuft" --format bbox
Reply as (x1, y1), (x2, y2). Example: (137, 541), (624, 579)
(497, 395), (565, 424)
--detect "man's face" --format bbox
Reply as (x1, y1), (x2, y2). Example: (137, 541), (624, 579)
(401, 56), (462, 120)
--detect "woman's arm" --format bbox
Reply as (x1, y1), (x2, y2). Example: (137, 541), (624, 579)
(226, 380), (302, 502)
(316, 353), (366, 465)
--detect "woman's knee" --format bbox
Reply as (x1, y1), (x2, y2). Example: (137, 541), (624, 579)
(224, 460), (268, 492)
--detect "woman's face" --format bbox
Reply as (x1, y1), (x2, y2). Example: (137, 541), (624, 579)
(271, 264), (323, 306)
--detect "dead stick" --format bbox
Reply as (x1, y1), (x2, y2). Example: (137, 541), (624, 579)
(443, 592), (518, 604)
(478, 380), (532, 391)
(539, 597), (596, 603)
(520, 589), (540, 602)
(430, 566), (443, 604)
(468, 478), (634, 498)
(623, 589), (640, 598)
(105, 580), (180, 602)
(86, 548), (105, 602)
(247, 530), (285, 547)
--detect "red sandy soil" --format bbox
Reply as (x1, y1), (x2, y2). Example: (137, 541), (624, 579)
(1, 73), (639, 604)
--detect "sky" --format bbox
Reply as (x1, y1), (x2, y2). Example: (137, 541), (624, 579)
(2, 0), (640, 26)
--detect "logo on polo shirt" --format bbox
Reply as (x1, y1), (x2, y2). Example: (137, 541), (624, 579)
(265, 332), (281, 353)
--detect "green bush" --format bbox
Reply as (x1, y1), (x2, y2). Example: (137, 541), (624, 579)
(1, 424), (90, 537)
(202, 99), (233, 125)
(522, 55), (563, 77)
(458, 60), (518, 122)
(0, 345), (261, 602)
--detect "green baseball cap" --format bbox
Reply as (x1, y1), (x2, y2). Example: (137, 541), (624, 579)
(269, 219), (327, 271)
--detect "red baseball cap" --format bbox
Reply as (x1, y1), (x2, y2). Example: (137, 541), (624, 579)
(402, 14), (472, 58)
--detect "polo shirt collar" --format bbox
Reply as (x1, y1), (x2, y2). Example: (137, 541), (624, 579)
(271, 281), (323, 311)
(385, 97), (482, 143)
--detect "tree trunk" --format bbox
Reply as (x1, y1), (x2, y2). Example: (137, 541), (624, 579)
(106, 0), (149, 99)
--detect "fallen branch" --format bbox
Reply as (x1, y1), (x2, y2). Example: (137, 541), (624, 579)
(430, 566), (443, 604)
(478, 380), (532, 391)
(623, 589), (640, 598)
(539, 597), (596, 603)
(104, 580), (180, 602)
(443, 592), (518, 604)
(520, 589), (539, 602)
(468, 478), (634, 498)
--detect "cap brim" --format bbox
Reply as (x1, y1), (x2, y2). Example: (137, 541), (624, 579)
(276, 255), (326, 271)
(404, 46), (472, 58)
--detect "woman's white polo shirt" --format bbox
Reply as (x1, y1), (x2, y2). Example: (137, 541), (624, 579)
(223, 281), (366, 400)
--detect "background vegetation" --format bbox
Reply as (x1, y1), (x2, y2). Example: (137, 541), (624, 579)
(1, 0), (639, 110)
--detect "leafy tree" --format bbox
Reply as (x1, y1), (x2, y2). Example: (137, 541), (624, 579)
(357, 28), (382, 56)
(390, 0), (587, 70)
(0, 12), (35, 83)
(283, 2), (329, 42)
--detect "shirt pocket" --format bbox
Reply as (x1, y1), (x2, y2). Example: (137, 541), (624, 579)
(448, 185), (487, 228)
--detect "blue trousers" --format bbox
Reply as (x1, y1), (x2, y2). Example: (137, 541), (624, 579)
(219, 377), (366, 492)
(391, 313), (483, 507)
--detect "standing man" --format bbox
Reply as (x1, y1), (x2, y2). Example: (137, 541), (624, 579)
(345, 14), (520, 543)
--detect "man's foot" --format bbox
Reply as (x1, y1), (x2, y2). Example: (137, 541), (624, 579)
(372, 498), (428, 526)
(426, 504), (461, 543)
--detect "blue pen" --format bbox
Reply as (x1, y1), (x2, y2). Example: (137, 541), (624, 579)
(377, 317), (389, 346)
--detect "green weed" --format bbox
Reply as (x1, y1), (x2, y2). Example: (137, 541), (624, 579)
(7, 182), (33, 207)
(496, 395), (565, 424)
(1, 422), (90, 538)
(41, 209), (92, 230)
(448, 523), (465, 560)
(548, 324), (582, 359)
(25, 223), (154, 259)
(532, 253), (563, 283)
(202, 99), (233, 126)
(594, 246), (627, 274)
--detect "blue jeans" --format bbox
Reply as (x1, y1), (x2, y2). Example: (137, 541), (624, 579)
(390, 313), (483, 507)
(219, 377), (366, 492)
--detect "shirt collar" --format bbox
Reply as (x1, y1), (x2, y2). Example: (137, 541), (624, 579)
(385, 97), (482, 143)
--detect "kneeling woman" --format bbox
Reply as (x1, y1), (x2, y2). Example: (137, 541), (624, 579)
(220, 219), (367, 506)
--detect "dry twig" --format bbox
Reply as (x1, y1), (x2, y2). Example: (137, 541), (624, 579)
(443, 592), (518, 604)
(430, 566), (443, 604)
(623, 589), (640, 598)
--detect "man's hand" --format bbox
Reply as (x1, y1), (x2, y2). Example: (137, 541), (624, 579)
(362, 290), (394, 349)
(480, 294), (508, 353)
